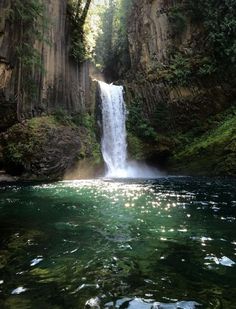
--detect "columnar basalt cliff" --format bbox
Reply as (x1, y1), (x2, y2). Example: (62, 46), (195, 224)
(0, 0), (92, 126)
(124, 0), (236, 175)
(0, 0), (100, 179)
(126, 0), (235, 119)
(128, 0), (172, 70)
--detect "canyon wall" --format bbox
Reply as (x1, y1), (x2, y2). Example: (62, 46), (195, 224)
(0, 0), (92, 131)
(0, 0), (100, 179)
(126, 0), (235, 127)
(124, 0), (236, 175)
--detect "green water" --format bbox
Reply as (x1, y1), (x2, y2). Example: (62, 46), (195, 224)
(0, 177), (235, 308)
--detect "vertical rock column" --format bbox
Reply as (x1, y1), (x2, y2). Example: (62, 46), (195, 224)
(0, 0), (92, 123)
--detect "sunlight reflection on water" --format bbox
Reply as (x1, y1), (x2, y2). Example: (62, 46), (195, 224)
(0, 177), (235, 308)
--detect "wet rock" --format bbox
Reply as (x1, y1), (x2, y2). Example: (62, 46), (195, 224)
(153, 301), (201, 309)
(85, 297), (101, 309)
(0, 170), (17, 182)
(11, 287), (27, 295)
(105, 298), (201, 309)
(218, 256), (235, 267)
(1, 117), (88, 180)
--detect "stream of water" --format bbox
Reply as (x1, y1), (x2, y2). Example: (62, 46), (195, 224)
(99, 81), (127, 177)
(98, 81), (160, 178)
(0, 177), (235, 308)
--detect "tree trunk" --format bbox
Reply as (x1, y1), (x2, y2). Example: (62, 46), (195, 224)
(81, 0), (92, 24)
(17, 20), (23, 122)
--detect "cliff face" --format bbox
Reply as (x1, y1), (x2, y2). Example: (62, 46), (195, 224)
(0, 0), (101, 179)
(125, 0), (236, 175)
(0, 0), (92, 129)
(126, 1), (229, 130)
(128, 0), (193, 71)
(128, 0), (170, 71)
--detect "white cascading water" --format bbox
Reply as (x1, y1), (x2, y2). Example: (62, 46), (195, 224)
(99, 81), (127, 177)
(99, 81), (161, 178)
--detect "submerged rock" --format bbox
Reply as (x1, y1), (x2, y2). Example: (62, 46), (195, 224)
(218, 256), (235, 267)
(11, 286), (27, 295)
(205, 255), (235, 267)
(85, 297), (101, 309)
(153, 301), (202, 309)
(105, 298), (201, 309)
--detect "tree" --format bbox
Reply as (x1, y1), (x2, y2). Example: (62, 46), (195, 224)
(81, 0), (92, 24)
(94, 0), (132, 80)
(67, 0), (93, 62)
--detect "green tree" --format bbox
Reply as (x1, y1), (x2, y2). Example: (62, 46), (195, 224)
(10, 0), (50, 120)
(67, 0), (92, 62)
(94, 0), (115, 70)
(94, 0), (132, 80)
(188, 0), (236, 69)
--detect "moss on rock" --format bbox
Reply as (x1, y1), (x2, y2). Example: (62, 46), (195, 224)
(1, 115), (101, 180)
(169, 107), (236, 175)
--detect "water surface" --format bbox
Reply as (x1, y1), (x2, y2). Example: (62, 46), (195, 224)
(0, 177), (235, 308)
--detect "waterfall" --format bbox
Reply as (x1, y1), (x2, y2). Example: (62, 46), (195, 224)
(99, 81), (127, 177)
(99, 81), (161, 178)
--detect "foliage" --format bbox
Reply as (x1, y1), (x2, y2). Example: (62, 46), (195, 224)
(67, 0), (92, 62)
(126, 97), (175, 161)
(127, 132), (147, 160)
(187, 0), (236, 69)
(51, 110), (101, 163)
(127, 99), (157, 141)
(2, 114), (102, 177)
(53, 109), (74, 126)
(2, 117), (52, 174)
(166, 53), (192, 85)
(157, 53), (218, 84)
(94, 0), (132, 78)
(67, 0), (132, 74)
(67, 3), (86, 62)
(171, 106), (236, 175)
(163, 0), (236, 84)
(52, 109), (101, 162)
(154, 102), (172, 131)
(10, 0), (50, 100)
(168, 6), (187, 35)
(94, 0), (114, 70)
(71, 113), (102, 163)
(110, 0), (132, 73)
(11, 0), (49, 66)
(196, 56), (217, 76)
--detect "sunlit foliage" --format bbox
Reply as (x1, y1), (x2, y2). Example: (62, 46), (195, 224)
(67, 0), (92, 62)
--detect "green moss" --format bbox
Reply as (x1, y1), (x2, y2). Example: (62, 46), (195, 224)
(127, 99), (157, 141)
(2, 115), (102, 177)
(30, 266), (68, 284)
(72, 113), (102, 164)
(4, 297), (32, 309)
(30, 258), (75, 284)
(170, 107), (236, 175)
(2, 116), (56, 171)
(127, 132), (173, 162)
(52, 109), (74, 126)
(127, 133), (147, 160)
